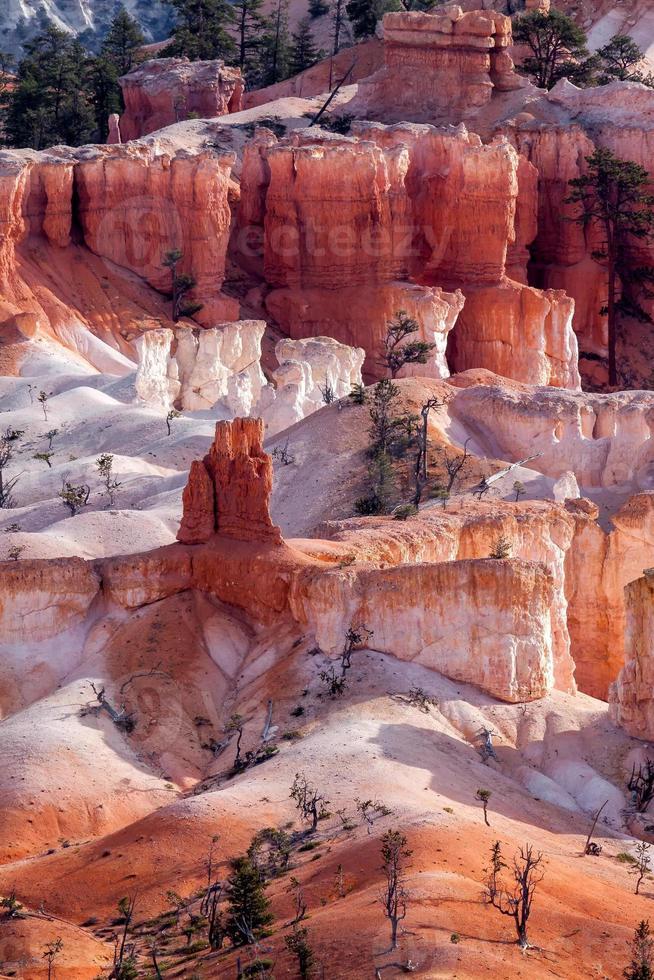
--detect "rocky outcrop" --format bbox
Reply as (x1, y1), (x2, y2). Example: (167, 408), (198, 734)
(134, 321), (267, 413)
(352, 8), (523, 124)
(610, 570), (654, 739)
(116, 58), (244, 142)
(177, 418), (282, 545)
(75, 136), (239, 324)
(262, 336), (365, 435)
(0, 559), (100, 644)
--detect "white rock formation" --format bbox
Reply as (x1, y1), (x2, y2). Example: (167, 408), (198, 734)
(134, 322), (267, 416)
(261, 336), (365, 436)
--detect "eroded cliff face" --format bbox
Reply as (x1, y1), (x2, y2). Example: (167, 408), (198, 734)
(610, 571), (654, 739)
(75, 137), (238, 324)
(116, 58), (244, 143)
(0, 126), (240, 371)
(238, 123), (579, 387)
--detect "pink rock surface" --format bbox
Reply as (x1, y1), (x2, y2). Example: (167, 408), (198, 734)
(118, 58), (244, 141)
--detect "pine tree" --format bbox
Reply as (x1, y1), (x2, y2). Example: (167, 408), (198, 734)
(102, 6), (144, 76)
(233, 0), (267, 74)
(309, 0), (330, 17)
(259, 0), (291, 86)
(224, 856), (273, 946)
(567, 148), (654, 386)
(625, 920), (654, 980)
(513, 10), (590, 90)
(162, 0), (237, 61)
(88, 8), (144, 142)
(0, 51), (15, 142)
(345, 0), (385, 40)
(5, 27), (95, 149)
(595, 34), (654, 87)
(289, 18), (321, 75)
(331, 0), (347, 55)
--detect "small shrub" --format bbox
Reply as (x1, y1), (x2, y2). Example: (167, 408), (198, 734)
(298, 841), (318, 853)
(392, 504), (418, 521)
(450, 932), (460, 944)
(489, 535), (512, 559)
(282, 730), (303, 741)
(290, 705), (305, 717)
(243, 960), (274, 976)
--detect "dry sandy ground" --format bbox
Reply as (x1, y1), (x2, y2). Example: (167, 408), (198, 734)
(1, 609), (652, 978)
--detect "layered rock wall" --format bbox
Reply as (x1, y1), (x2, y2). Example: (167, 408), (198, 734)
(240, 124), (579, 386)
(353, 8), (522, 123)
(75, 140), (238, 324)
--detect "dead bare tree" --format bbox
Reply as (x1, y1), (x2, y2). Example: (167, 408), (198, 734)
(442, 438), (471, 495)
(629, 760), (654, 812)
(379, 829), (412, 951)
(583, 799), (608, 855)
(290, 772), (329, 832)
(485, 842), (544, 948)
(0, 438), (20, 508)
(630, 842), (652, 895)
(84, 683), (135, 733)
(42, 937), (63, 980)
(288, 876), (307, 925)
(111, 893), (137, 979)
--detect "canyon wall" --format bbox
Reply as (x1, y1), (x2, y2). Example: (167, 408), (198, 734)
(239, 124), (579, 387)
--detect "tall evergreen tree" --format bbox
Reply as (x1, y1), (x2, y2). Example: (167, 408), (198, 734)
(224, 856), (273, 946)
(625, 920), (654, 980)
(0, 51), (15, 141)
(567, 148), (654, 386)
(513, 10), (590, 90)
(162, 0), (237, 61)
(289, 18), (321, 75)
(233, 0), (267, 74)
(90, 6), (145, 140)
(309, 0), (330, 17)
(259, 0), (291, 86)
(331, 0), (347, 54)
(101, 5), (145, 77)
(345, 0), (383, 39)
(5, 27), (95, 149)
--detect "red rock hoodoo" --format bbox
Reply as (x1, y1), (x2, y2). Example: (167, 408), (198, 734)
(177, 417), (282, 545)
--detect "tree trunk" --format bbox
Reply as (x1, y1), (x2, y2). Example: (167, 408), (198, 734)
(607, 248), (617, 386)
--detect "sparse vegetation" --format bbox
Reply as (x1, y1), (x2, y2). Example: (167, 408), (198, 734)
(166, 409), (182, 436)
(34, 451), (55, 468)
(59, 480), (91, 516)
(379, 829), (411, 950)
(485, 841), (544, 948)
(162, 249), (203, 322)
(489, 535), (511, 559)
(96, 453), (122, 507)
(476, 788), (492, 827)
(630, 842), (652, 896)
(291, 772), (329, 832)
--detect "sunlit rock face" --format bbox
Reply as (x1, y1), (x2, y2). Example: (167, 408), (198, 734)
(115, 58), (244, 142)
